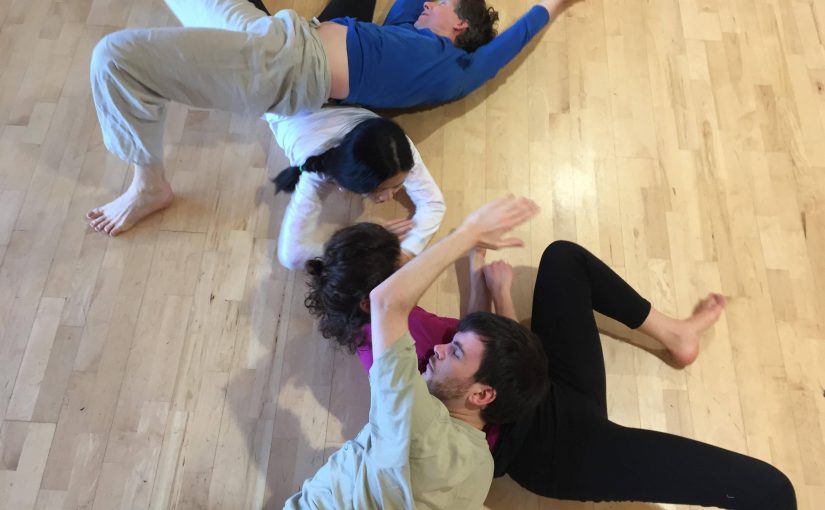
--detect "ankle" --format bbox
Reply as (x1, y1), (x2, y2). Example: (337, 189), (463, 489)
(131, 165), (170, 192)
(638, 309), (684, 350)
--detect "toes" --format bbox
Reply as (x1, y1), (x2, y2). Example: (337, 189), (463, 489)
(94, 218), (111, 232)
(90, 215), (107, 229)
(103, 222), (116, 234)
(704, 293), (725, 310)
(86, 208), (102, 220)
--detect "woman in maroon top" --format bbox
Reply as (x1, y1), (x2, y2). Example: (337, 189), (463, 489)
(303, 222), (796, 510)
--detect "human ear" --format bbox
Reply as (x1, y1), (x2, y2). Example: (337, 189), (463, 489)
(469, 385), (496, 407)
(359, 298), (371, 313)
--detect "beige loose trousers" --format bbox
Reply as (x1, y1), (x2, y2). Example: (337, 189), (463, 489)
(90, 1), (330, 166)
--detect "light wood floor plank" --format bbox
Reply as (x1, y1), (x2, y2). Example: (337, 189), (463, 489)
(0, 0), (822, 508)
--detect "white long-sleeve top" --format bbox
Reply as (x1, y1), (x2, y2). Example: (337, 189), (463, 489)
(265, 106), (446, 270)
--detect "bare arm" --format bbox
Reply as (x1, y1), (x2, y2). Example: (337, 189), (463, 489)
(370, 197), (539, 358)
(483, 261), (518, 321)
(463, 248), (491, 317)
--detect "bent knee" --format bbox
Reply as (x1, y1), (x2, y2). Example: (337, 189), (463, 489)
(761, 466), (797, 509)
(540, 240), (584, 265)
(90, 30), (144, 76)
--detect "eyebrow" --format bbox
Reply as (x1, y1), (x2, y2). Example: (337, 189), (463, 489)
(453, 339), (464, 357)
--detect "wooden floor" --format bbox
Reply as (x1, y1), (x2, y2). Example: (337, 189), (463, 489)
(0, 0), (824, 508)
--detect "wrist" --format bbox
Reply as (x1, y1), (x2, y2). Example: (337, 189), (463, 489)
(453, 223), (481, 248)
(492, 286), (513, 301)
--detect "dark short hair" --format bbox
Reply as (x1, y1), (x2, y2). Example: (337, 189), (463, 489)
(455, 0), (499, 52)
(305, 223), (401, 352)
(459, 312), (548, 424)
(273, 117), (414, 194)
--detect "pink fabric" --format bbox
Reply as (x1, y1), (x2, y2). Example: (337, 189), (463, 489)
(358, 306), (501, 450)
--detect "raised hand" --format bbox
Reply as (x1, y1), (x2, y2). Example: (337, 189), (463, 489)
(460, 195), (539, 250)
(482, 260), (514, 296)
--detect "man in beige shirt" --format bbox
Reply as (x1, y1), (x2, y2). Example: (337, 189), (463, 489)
(285, 197), (549, 509)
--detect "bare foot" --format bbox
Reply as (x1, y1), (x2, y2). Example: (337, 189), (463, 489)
(86, 166), (174, 236)
(667, 293), (726, 367)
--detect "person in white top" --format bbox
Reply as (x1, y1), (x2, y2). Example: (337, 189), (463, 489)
(85, 0), (446, 265)
(267, 107), (445, 269)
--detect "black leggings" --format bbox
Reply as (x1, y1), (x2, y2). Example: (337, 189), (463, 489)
(247, 0), (377, 23)
(493, 241), (796, 509)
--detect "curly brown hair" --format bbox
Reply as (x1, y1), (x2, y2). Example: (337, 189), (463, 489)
(455, 0), (499, 52)
(304, 223), (401, 353)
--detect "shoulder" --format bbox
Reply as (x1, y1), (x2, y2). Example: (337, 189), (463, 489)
(370, 332), (417, 376)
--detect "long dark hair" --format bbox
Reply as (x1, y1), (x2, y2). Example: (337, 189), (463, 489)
(273, 117), (414, 194)
(304, 223), (401, 352)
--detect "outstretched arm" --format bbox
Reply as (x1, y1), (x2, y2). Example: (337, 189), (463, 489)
(370, 196), (539, 358)
(464, 0), (582, 93)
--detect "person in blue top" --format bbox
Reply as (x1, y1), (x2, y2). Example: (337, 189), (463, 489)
(85, 0), (578, 236)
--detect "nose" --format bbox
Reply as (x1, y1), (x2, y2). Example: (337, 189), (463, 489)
(372, 189), (392, 203)
(423, 1), (433, 10)
(433, 344), (446, 358)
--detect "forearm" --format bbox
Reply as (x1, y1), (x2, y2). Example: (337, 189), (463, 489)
(464, 251), (491, 317)
(277, 177), (326, 269)
(371, 195), (539, 356)
(465, 275), (491, 316)
(492, 289), (517, 321)
(538, 0), (572, 20)
(374, 226), (477, 312)
(400, 150), (446, 256)
(399, 204), (446, 256)
(467, 6), (550, 90)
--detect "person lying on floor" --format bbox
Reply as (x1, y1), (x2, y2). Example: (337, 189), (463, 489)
(286, 196), (549, 508)
(269, 107), (444, 269)
(86, 0), (577, 235)
(303, 222), (797, 510)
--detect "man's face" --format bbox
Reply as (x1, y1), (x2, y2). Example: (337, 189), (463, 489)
(423, 330), (485, 403)
(414, 0), (467, 37)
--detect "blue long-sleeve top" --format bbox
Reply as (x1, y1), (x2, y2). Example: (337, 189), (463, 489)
(331, 1), (550, 108)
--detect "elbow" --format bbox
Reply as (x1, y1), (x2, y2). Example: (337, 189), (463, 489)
(277, 244), (303, 271)
(369, 282), (408, 317)
(368, 284), (392, 313)
(433, 201), (447, 222)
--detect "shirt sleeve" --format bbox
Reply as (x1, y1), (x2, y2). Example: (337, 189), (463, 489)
(368, 334), (443, 453)
(383, 0), (425, 26)
(463, 5), (550, 92)
(277, 173), (336, 270)
(399, 138), (446, 256)
(358, 307), (458, 374)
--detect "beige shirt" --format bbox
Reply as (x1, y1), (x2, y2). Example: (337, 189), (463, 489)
(284, 334), (493, 509)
